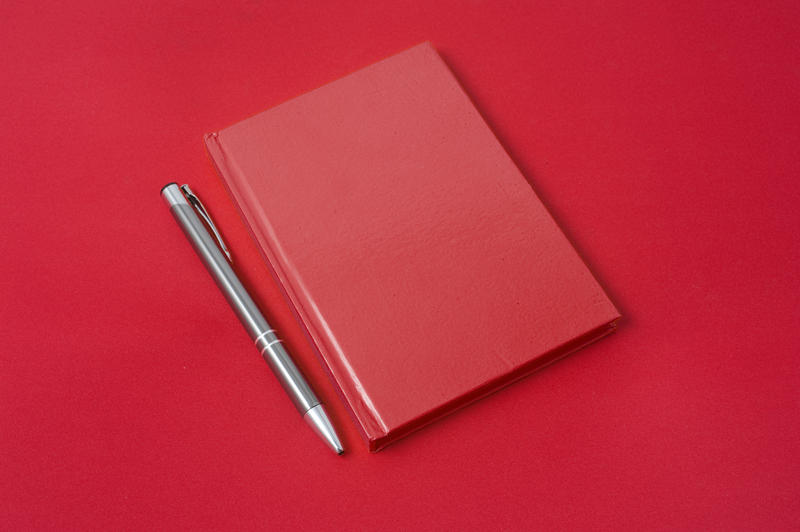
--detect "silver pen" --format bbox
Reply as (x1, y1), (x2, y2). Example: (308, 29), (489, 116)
(161, 183), (343, 455)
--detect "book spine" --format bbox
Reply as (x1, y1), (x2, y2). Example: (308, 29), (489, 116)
(203, 132), (385, 445)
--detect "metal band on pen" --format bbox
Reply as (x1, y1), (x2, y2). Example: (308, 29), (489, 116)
(253, 329), (276, 345)
(259, 339), (284, 355)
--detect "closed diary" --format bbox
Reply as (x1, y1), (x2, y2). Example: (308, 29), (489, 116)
(205, 42), (620, 451)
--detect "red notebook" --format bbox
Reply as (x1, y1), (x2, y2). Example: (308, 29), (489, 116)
(205, 42), (620, 451)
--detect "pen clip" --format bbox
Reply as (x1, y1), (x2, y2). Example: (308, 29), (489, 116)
(180, 184), (233, 263)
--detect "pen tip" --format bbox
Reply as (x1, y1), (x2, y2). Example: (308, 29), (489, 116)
(304, 404), (345, 455)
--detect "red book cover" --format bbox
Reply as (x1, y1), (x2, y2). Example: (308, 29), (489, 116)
(205, 42), (620, 451)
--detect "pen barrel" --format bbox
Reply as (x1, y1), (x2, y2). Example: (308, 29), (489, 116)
(162, 184), (320, 414)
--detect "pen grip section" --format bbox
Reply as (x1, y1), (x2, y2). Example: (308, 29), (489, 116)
(256, 333), (320, 414)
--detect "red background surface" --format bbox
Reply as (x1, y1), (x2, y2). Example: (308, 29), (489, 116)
(2, 1), (798, 529)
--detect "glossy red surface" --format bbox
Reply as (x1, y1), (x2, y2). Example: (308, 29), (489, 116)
(2, 1), (799, 529)
(206, 43), (620, 450)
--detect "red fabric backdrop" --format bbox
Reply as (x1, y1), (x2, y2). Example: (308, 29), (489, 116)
(2, 1), (798, 529)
